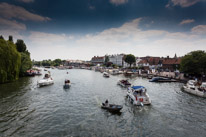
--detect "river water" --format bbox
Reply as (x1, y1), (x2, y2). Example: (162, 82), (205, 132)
(0, 69), (206, 137)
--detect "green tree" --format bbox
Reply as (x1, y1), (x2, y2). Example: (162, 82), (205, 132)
(53, 59), (62, 66)
(19, 52), (32, 76)
(124, 54), (136, 68)
(180, 50), (206, 75)
(9, 35), (13, 43)
(0, 35), (4, 40)
(16, 39), (26, 52)
(0, 39), (21, 83)
(104, 55), (109, 64)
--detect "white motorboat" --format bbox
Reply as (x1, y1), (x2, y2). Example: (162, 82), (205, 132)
(183, 80), (206, 97)
(103, 72), (110, 78)
(117, 79), (131, 87)
(38, 73), (54, 87)
(127, 86), (151, 106)
(111, 69), (119, 75)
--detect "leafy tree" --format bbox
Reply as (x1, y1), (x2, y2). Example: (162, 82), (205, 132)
(0, 35), (4, 40)
(104, 55), (109, 64)
(0, 39), (21, 83)
(124, 54), (136, 68)
(53, 59), (62, 66)
(19, 52), (32, 76)
(9, 35), (13, 43)
(180, 50), (206, 75)
(16, 39), (26, 52)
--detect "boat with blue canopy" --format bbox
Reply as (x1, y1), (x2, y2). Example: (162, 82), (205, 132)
(127, 86), (151, 106)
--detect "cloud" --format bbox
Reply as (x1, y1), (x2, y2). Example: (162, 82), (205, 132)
(0, 2), (50, 21)
(74, 18), (205, 59)
(109, 0), (128, 6)
(179, 19), (195, 25)
(24, 18), (206, 60)
(191, 25), (206, 35)
(0, 18), (26, 30)
(27, 31), (76, 60)
(166, 0), (201, 8)
(16, 0), (34, 3)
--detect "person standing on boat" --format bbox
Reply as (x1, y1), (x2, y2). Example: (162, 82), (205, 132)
(105, 99), (109, 107)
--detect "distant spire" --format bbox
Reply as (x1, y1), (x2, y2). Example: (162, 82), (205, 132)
(174, 53), (177, 58)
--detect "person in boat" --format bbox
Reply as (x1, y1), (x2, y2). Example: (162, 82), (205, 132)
(65, 80), (70, 84)
(105, 99), (109, 107)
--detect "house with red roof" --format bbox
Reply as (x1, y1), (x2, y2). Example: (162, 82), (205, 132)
(162, 56), (181, 72)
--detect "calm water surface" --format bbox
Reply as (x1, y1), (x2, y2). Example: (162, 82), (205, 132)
(0, 69), (206, 137)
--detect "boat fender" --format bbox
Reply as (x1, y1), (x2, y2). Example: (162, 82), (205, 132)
(135, 96), (137, 101)
(139, 98), (143, 102)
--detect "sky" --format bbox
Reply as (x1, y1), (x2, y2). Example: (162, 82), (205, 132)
(0, 0), (206, 61)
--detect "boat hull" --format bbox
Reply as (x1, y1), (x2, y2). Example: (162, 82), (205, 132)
(64, 84), (71, 89)
(117, 81), (131, 88)
(38, 79), (54, 87)
(101, 103), (123, 112)
(183, 86), (206, 97)
(126, 92), (151, 105)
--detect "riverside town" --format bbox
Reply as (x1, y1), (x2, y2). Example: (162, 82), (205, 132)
(0, 0), (206, 136)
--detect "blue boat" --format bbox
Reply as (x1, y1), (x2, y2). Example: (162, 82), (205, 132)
(149, 77), (177, 82)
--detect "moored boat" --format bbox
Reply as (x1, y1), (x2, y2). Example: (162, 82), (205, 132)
(127, 86), (151, 106)
(117, 79), (131, 87)
(149, 77), (177, 82)
(37, 73), (54, 87)
(183, 80), (206, 97)
(103, 72), (110, 78)
(124, 71), (133, 76)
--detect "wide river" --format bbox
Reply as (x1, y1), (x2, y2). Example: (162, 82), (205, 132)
(0, 69), (206, 137)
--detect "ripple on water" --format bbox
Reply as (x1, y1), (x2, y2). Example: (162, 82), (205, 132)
(0, 69), (206, 137)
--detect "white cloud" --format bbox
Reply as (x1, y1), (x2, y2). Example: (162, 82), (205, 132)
(24, 18), (206, 60)
(0, 2), (50, 21)
(191, 25), (206, 35)
(179, 19), (195, 25)
(0, 18), (26, 30)
(16, 0), (34, 3)
(166, 0), (201, 8)
(109, 0), (128, 6)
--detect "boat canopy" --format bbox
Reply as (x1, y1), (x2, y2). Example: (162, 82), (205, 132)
(132, 86), (145, 90)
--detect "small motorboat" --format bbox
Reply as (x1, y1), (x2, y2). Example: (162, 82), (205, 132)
(37, 73), (54, 87)
(64, 79), (71, 89)
(149, 77), (177, 82)
(127, 86), (151, 106)
(101, 103), (123, 112)
(35, 70), (42, 76)
(117, 79), (131, 87)
(124, 71), (133, 76)
(103, 72), (110, 78)
(183, 80), (206, 97)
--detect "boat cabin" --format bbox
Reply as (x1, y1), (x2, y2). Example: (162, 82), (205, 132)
(130, 86), (146, 96)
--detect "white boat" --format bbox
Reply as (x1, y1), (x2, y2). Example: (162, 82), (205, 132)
(38, 73), (54, 87)
(103, 72), (110, 78)
(111, 69), (119, 75)
(183, 80), (206, 97)
(117, 79), (131, 87)
(127, 86), (151, 106)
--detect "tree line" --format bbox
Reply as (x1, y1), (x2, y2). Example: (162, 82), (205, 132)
(33, 59), (66, 67)
(180, 50), (206, 77)
(0, 35), (32, 84)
